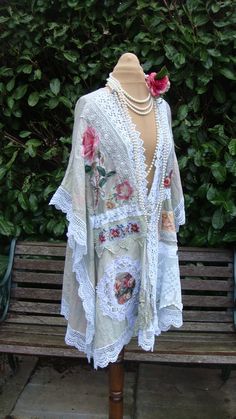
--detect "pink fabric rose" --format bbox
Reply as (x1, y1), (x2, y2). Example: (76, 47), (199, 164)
(81, 126), (99, 163)
(146, 73), (170, 97)
(116, 180), (133, 200)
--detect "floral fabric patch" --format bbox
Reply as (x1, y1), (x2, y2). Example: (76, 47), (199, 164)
(105, 179), (134, 209)
(81, 125), (116, 208)
(98, 221), (140, 244)
(114, 272), (136, 305)
(161, 210), (176, 232)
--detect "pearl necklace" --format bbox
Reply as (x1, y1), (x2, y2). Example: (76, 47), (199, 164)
(106, 75), (169, 229)
(107, 74), (154, 116)
(106, 74), (158, 179)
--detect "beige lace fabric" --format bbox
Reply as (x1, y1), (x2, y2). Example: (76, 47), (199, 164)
(49, 87), (185, 369)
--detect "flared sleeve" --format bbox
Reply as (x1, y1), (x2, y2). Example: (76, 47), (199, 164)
(49, 96), (87, 258)
(49, 97), (96, 354)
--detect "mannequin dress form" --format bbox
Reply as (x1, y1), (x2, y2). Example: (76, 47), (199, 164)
(108, 52), (157, 419)
(107, 52), (157, 193)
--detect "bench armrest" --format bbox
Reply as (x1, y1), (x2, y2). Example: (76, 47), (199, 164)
(0, 238), (17, 322)
(234, 249), (236, 328)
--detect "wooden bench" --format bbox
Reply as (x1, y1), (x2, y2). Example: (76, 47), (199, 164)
(0, 239), (236, 418)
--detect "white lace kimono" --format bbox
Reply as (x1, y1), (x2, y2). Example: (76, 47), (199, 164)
(49, 87), (185, 369)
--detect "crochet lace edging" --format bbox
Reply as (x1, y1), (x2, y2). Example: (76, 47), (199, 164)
(49, 185), (95, 346)
(174, 197), (185, 231)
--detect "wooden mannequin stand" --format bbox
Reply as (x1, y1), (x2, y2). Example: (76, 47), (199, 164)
(109, 348), (125, 419)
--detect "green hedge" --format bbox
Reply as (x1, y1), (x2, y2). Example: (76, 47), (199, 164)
(0, 0), (236, 246)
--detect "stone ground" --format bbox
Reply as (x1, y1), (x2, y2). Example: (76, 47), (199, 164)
(0, 355), (236, 419)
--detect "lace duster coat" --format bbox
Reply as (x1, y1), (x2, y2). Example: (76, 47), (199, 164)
(49, 87), (185, 369)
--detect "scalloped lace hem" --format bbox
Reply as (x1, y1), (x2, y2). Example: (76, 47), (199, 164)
(61, 297), (183, 368)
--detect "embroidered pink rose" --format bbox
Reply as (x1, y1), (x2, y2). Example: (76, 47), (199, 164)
(146, 73), (170, 97)
(98, 233), (106, 243)
(116, 180), (133, 200)
(110, 228), (120, 238)
(131, 223), (140, 233)
(164, 170), (173, 188)
(81, 126), (99, 163)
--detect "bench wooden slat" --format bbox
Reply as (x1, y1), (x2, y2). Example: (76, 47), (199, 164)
(183, 311), (233, 322)
(12, 271), (63, 284)
(181, 278), (233, 291)
(4, 310), (235, 325)
(10, 288), (62, 301)
(178, 248), (233, 262)
(180, 266), (232, 278)
(13, 258), (64, 271)
(0, 328), (236, 353)
(15, 242), (66, 257)
(182, 295), (233, 307)
(4, 314), (235, 333)
(9, 301), (60, 314)
(5, 314), (66, 326)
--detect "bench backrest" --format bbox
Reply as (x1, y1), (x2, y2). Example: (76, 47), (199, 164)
(8, 242), (235, 333)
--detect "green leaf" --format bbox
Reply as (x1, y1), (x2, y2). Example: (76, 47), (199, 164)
(106, 170), (116, 177)
(228, 139), (236, 156)
(223, 232), (236, 243)
(212, 208), (224, 229)
(0, 255), (8, 276)
(29, 194), (38, 212)
(28, 92), (39, 107)
(6, 78), (15, 92)
(53, 221), (65, 236)
(0, 218), (14, 236)
(48, 97), (59, 109)
(211, 162), (226, 183)
(63, 52), (77, 63)
(7, 96), (14, 109)
(34, 69), (42, 80)
(155, 66), (168, 79)
(97, 166), (106, 176)
(50, 78), (61, 95)
(14, 84), (28, 100)
(18, 192), (28, 210)
(85, 165), (92, 173)
(206, 186), (224, 205)
(177, 104), (188, 121)
(59, 96), (71, 108)
(213, 84), (226, 104)
(99, 178), (107, 187)
(219, 68), (236, 81)
(19, 131), (31, 138)
(0, 167), (7, 180)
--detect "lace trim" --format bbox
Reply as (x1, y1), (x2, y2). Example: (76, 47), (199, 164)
(157, 306), (183, 332)
(93, 325), (135, 369)
(174, 197), (185, 231)
(49, 185), (87, 248)
(96, 255), (141, 323)
(49, 185), (95, 346)
(90, 202), (144, 229)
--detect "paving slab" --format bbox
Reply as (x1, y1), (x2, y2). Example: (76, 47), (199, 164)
(0, 354), (38, 418)
(9, 357), (136, 419)
(135, 364), (236, 419)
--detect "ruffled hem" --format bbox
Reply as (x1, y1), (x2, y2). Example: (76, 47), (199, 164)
(61, 296), (183, 368)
